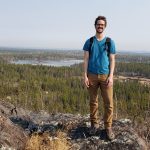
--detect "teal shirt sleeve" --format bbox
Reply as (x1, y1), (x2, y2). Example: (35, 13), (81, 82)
(110, 39), (116, 54)
(83, 39), (90, 51)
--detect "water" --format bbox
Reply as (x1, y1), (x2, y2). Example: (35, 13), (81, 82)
(11, 59), (83, 67)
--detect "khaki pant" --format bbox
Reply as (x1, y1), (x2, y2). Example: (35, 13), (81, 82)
(88, 73), (113, 129)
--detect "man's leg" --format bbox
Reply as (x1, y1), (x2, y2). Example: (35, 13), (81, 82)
(99, 75), (113, 129)
(88, 74), (99, 128)
(99, 75), (114, 140)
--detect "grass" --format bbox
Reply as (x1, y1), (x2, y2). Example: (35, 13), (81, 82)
(25, 131), (71, 150)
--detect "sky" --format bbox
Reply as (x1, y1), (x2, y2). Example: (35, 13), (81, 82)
(0, 0), (150, 52)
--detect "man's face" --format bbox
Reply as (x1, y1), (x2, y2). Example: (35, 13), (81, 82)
(95, 20), (106, 34)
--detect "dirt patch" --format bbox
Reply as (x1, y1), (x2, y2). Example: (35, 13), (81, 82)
(115, 75), (150, 86)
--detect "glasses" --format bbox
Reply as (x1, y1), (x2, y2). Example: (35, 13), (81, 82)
(96, 23), (105, 27)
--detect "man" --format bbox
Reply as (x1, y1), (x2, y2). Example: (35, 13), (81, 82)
(83, 16), (116, 140)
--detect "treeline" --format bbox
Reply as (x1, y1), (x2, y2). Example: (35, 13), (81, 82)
(0, 62), (149, 121)
(116, 62), (150, 78)
(73, 62), (150, 78)
(1, 50), (150, 63)
(116, 54), (150, 63)
(0, 50), (83, 61)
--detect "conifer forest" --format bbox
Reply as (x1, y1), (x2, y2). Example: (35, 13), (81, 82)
(0, 50), (150, 123)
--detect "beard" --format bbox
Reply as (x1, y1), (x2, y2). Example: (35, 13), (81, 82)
(96, 27), (104, 34)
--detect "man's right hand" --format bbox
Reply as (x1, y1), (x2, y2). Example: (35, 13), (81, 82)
(84, 76), (89, 88)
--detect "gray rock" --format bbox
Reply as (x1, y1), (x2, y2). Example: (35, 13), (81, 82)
(0, 115), (28, 150)
(0, 101), (148, 150)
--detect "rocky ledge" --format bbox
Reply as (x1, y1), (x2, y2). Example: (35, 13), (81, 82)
(0, 100), (148, 150)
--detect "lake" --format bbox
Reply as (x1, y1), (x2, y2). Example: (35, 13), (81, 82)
(11, 59), (83, 67)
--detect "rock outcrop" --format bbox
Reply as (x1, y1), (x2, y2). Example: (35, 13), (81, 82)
(0, 100), (148, 150)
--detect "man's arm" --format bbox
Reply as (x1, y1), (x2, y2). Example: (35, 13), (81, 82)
(107, 54), (116, 87)
(83, 51), (90, 88)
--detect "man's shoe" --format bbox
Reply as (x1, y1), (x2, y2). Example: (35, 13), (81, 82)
(89, 124), (99, 135)
(106, 128), (115, 140)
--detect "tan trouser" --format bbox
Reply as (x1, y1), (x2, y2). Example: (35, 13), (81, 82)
(88, 73), (113, 129)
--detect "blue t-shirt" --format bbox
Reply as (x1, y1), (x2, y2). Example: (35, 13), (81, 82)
(83, 36), (116, 75)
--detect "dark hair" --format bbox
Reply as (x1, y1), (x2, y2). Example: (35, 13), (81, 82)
(94, 16), (107, 27)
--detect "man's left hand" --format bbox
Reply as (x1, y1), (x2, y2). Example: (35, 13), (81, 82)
(106, 76), (113, 87)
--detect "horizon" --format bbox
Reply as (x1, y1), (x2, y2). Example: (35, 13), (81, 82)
(0, 46), (150, 54)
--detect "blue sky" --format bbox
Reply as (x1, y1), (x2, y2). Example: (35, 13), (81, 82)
(0, 0), (150, 52)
